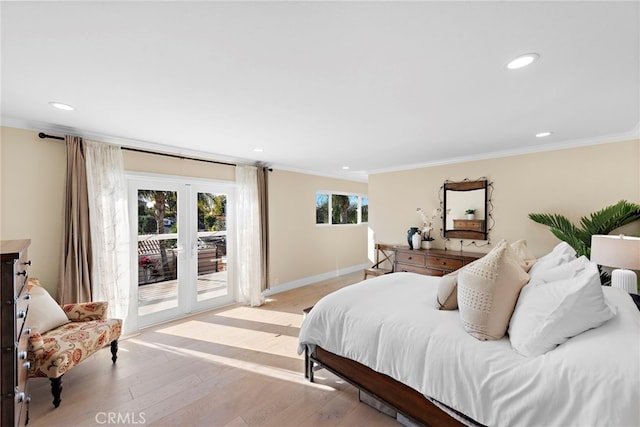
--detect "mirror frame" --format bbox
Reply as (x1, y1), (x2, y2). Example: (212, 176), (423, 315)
(443, 179), (488, 240)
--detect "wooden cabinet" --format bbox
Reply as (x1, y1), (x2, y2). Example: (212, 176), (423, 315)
(1, 240), (31, 427)
(394, 247), (482, 277)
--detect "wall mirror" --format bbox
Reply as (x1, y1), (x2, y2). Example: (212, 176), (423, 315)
(443, 179), (488, 240)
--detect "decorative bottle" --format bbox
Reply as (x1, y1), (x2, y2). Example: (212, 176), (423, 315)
(407, 227), (421, 249)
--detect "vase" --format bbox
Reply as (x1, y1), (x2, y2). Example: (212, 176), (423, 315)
(411, 232), (422, 251)
(407, 227), (420, 249)
(421, 240), (432, 250)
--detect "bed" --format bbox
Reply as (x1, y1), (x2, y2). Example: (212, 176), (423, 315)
(298, 271), (640, 426)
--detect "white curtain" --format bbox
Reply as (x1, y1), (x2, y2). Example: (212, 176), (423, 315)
(234, 165), (265, 306)
(85, 141), (131, 322)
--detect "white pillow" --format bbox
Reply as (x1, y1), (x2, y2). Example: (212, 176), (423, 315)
(528, 256), (590, 286)
(508, 262), (615, 357)
(25, 282), (70, 334)
(528, 242), (577, 279)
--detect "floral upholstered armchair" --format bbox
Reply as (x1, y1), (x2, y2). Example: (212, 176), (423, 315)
(25, 279), (122, 408)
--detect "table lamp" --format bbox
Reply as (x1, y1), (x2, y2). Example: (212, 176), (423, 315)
(590, 234), (640, 294)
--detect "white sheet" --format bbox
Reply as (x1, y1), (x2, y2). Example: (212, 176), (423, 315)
(298, 272), (640, 427)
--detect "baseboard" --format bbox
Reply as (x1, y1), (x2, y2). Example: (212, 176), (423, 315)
(263, 263), (368, 296)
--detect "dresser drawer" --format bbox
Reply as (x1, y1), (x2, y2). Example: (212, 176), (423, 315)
(16, 286), (30, 338)
(395, 263), (444, 277)
(16, 332), (30, 392)
(14, 383), (29, 427)
(395, 251), (426, 267)
(15, 253), (30, 296)
(426, 256), (463, 271)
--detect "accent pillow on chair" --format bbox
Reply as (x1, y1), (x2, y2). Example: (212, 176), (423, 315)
(457, 240), (530, 340)
(25, 279), (70, 334)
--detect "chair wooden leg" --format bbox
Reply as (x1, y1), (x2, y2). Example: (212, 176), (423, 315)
(50, 375), (63, 408)
(110, 339), (118, 363)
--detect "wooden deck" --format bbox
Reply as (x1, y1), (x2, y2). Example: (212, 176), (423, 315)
(138, 271), (228, 316)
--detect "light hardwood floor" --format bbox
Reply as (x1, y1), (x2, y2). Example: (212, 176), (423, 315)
(26, 271), (400, 427)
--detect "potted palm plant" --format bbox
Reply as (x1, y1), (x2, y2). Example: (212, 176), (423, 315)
(529, 200), (640, 285)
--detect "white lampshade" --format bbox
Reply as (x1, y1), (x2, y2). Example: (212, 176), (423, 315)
(591, 235), (640, 294)
(590, 235), (640, 270)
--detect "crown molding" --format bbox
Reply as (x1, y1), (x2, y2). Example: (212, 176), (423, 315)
(367, 123), (640, 176)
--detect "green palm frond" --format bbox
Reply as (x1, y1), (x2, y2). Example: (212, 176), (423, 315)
(579, 200), (640, 236)
(529, 200), (640, 285)
(528, 213), (589, 257)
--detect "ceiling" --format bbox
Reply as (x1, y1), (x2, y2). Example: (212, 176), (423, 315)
(2, 1), (639, 182)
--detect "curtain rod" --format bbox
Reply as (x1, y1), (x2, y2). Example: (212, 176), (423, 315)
(38, 132), (237, 167)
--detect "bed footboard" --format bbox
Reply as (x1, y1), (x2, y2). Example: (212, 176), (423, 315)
(306, 345), (470, 427)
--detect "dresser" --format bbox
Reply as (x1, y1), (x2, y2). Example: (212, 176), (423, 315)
(394, 246), (482, 276)
(1, 240), (31, 427)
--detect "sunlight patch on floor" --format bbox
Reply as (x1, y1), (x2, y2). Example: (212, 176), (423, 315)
(155, 320), (300, 358)
(214, 305), (304, 328)
(126, 338), (336, 391)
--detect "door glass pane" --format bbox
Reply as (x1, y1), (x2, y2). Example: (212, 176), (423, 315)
(196, 192), (228, 302)
(137, 190), (179, 316)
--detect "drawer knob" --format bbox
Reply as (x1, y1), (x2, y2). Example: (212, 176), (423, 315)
(23, 328), (32, 336)
(16, 392), (25, 403)
(17, 271), (27, 276)
(23, 293), (31, 300)
(408, 256), (413, 260)
(23, 361), (31, 370)
(18, 351), (27, 360)
(22, 260), (32, 266)
(17, 310), (26, 319)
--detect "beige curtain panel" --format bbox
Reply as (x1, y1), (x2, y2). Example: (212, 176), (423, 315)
(57, 136), (93, 304)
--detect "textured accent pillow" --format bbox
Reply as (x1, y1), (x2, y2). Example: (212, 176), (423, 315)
(508, 262), (616, 357)
(511, 240), (536, 272)
(25, 280), (70, 334)
(457, 240), (530, 340)
(437, 271), (460, 310)
(528, 242), (577, 279)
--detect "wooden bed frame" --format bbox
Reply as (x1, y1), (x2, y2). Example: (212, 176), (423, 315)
(305, 345), (478, 427)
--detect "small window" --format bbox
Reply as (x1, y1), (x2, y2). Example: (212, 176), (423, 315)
(316, 192), (368, 225)
(316, 194), (329, 224)
(361, 197), (368, 223)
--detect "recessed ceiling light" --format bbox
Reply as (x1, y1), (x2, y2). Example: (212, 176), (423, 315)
(48, 101), (75, 111)
(506, 53), (540, 70)
(536, 131), (553, 138)
(342, 166), (350, 170)
(253, 148), (264, 153)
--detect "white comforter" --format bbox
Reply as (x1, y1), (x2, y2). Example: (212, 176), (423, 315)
(298, 272), (640, 427)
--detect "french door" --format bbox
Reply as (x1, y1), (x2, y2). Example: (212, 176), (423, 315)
(128, 174), (235, 329)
